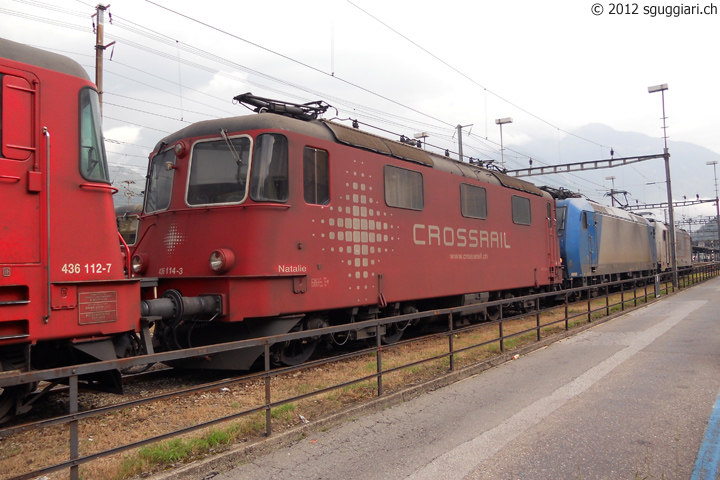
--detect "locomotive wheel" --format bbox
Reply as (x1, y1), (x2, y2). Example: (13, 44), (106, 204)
(521, 297), (535, 314)
(0, 385), (20, 424)
(276, 338), (318, 366)
(273, 315), (326, 367)
(381, 306), (415, 344)
(381, 323), (404, 344)
(486, 306), (500, 321)
(120, 333), (154, 375)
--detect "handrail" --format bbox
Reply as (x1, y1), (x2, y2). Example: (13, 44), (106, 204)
(117, 231), (131, 277)
(241, 203), (291, 209)
(79, 182), (119, 193)
(0, 174), (21, 182)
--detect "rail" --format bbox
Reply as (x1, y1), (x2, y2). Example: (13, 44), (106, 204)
(1, 263), (718, 480)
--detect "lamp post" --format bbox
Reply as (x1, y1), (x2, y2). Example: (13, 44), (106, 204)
(495, 117), (513, 170)
(707, 160), (720, 261)
(648, 83), (677, 287)
(606, 176), (616, 206)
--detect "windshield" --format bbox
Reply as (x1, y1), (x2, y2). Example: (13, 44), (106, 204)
(187, 137), (251, 205)
(145, 149), (176, 213)
(79, 88), (110, 182)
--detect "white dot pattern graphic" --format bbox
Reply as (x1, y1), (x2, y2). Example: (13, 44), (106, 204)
(314, 160), (399, 302)
(164, 223), (187, 255)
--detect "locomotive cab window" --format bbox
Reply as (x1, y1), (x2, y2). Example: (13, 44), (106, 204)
(384, 165), (423, 210)
(145, 149), (176, 213)
(187, 136), (251, 205)
(250, 133), (289, 202)
(304, 146), (329, 205)
(79, 87), (110, 182)
(511, 195), (531, 225)
(460, 183), (487, 219)
(556, 206), (566, 231)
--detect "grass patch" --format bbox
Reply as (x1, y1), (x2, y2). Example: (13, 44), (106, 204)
(271, 403), (296, 421)
(114, 417), (261, 480)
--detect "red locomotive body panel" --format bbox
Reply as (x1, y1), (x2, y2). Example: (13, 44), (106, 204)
(0, 39), (140, 347)
(133, 113), (560, 331)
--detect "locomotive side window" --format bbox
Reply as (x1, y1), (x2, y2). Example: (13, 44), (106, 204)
(79, 87), (110, 182)
(511, 195), (531, 225)
(384, 165), (423, 210)
(460, 183), (487, 219)
(250, 133), (289, 202)
(303, 147), (329, 205)
(556, 206), (567, 231)
(2, 74), (34, 161)
(145, 149), (176, 213)
(187, 137), (251, 205)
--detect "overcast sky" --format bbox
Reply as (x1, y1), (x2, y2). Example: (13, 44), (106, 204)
(2, 0), (719, 217)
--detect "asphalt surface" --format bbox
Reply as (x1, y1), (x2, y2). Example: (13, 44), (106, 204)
(212, 277), (720, 480)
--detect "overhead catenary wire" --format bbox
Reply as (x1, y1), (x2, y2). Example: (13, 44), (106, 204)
(6, 0), (671, 206)
(345, 0), (615, 155)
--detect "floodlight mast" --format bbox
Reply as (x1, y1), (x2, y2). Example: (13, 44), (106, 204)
(648, 83), (677, 287)
(707, 160), (720, 260)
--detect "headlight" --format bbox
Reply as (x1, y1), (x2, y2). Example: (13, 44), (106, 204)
(131, 254), (148, 274)
(209, 249), (235, 273)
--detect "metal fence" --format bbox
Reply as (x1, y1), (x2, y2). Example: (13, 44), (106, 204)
(1, 263), (718, 480)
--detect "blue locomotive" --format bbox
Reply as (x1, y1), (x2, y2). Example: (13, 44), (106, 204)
(556, 197), (691, 288)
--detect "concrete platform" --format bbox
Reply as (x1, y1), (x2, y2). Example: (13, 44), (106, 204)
(184, 278), (720, 480)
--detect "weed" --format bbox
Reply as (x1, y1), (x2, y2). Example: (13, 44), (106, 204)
(271, 403), (296, 421)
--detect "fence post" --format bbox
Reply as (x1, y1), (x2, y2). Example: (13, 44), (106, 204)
(499, 319), (504, 353)
(605, 285), (610, 316)
(448, 313), (455, 372)
(376, 324), (383, 396)
(587, 293), (592, 323)
(564, 292), (569, 330)
(264, 342), (272, 437)
(535, 298), (541, 341)
(70, 374), (79, 480)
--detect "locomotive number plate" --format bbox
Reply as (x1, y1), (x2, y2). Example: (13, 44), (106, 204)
(78, 291), (118, 324)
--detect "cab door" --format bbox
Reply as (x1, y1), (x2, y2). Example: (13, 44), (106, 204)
(0, 72), (41, 265)
(583, 210), (598, 272)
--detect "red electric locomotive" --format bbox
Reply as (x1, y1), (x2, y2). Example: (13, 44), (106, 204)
(0, 39), (142, 419)
(132, 94), (562, 369)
